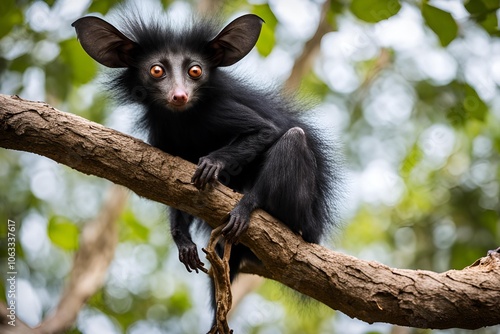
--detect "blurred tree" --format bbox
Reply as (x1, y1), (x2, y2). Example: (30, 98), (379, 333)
(0, 0), (499, 333)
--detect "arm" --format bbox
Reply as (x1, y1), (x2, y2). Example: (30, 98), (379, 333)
(192, 106), (283, 189)
(170, 208), (206, 273)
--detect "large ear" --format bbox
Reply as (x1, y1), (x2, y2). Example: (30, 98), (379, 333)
(72, 16), (138, 68)
(209, 14), (264, 67)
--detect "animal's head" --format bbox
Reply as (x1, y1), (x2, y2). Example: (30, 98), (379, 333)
(72, 14), (263, 111)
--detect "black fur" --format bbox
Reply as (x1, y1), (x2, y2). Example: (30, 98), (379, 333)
(73, 10), (343, 322)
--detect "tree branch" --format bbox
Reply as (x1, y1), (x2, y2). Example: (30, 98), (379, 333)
(284, 0), (334, 91)
(1, 94), (499, 330)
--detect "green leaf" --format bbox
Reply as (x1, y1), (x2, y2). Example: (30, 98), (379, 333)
(120, 210), (149, 242)
(44, 0), (57, 6)
(350, 0), (401, 23)
(401, 144), (423, 178)
(59, 38), (97, 85)
(252, 4), (278, 29)
(464, 0), (499, 35)
(330, 0), (345, 13)
(48, 216), (79, 251)
(478, 12), (498, 34)
(252, 4), (277, 57)
(447, 104), (467, 127)
(45, 60), (72, 100)
(167, 289), (192, 315)
(88, 0), (123, 14)
(10, 54), (32, 73)
(422, 4), (458, 47)
(447, 83), (488, 126)
(327, 0), (344, 28)
(298, 71), (330, 100)
(160, 0), (174, 9)
(481, 0), (500, 10)
(256, 24), (276, 57)
(464, 0), (488, 15)
(0, 0), (23, 39)
(463, 84), (487, 122)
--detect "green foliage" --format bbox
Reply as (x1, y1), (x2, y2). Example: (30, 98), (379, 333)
(465, 0), (500, 35)
(0, 0), (23, 39)
(10, 54), (32, 73)
(422, 4), (458, 46)
(160, 0), (174, 9)
(165, 287), (192, 315)
(44, 0), (57, 6)
(400, 144), (423, 179)
(443, 82), (488, 127)
(47, 216), (80, 251)
(298, 71), (330, 100)
(350, 0), (401, 23)
(252, 4), (277, 57)
(89, 0), (124, 14)
(257, 281), (334, 334)
(327, 0), (345, 28)
(120, 210), (150, 242)
(462, 84), (487, 122)
(1, 1), (500, 333)
(45, 59), (72, 100)
(59, 39), (98, 86)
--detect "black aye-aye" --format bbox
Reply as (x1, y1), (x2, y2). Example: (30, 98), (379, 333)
(73, 10), (342, 308)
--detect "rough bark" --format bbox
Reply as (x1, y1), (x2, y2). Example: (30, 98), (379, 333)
(1, 94), (499, 330)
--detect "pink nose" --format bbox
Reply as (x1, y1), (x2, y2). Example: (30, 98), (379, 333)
(171, 89), (188, 106)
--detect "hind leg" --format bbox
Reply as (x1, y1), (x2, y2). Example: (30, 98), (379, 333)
(222, 127), (319, 243)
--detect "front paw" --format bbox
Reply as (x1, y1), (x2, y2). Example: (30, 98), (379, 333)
(178, 242), (207, 274)
(192, 156), (225, 190)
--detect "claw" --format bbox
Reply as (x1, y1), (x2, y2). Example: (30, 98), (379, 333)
(192, 156), (224, 190)
(222, 213), (249, 244)
(178, 244), (206, 273)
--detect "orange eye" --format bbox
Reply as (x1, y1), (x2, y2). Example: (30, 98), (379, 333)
(188, 65), (202, 78)
(150, 65), (165, 78)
